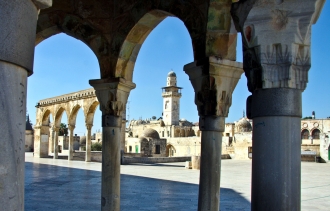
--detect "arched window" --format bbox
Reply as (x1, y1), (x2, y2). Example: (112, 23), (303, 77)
(301, 129), (309, 139)
(312, 129), (320, 139)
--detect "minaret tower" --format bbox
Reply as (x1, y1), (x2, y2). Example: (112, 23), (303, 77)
(162, 71), (182, 125)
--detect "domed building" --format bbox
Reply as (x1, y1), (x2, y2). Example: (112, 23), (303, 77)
(235, 118), (252, 133)
(126, 128), (167, 157)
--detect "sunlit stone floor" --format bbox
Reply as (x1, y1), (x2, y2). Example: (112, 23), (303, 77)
(25, 153), (330, 211)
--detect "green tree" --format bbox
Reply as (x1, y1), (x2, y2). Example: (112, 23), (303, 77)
(59, 123), (68, 136)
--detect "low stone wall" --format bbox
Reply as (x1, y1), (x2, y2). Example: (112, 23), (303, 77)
(122, 156), (191, 165)
(73, 151), (102, 162)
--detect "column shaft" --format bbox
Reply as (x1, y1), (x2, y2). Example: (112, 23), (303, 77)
(0, 62), (27, 211)
(101, 122), (121, 210)
(49, 127), (54, 153)
(252, 116), (301, 210)
(54, 129), (59, 159)
(86, 125), (92, 162)
(198, 117), (224, 211)
(248, 88), (302, 211)
(68, 126), (75, 160)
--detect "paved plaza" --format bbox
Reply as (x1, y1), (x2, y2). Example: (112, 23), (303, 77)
(25, 153), (330, 211)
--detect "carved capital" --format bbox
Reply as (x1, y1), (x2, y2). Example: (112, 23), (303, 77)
(89, 78), (136, 117)
(240, 0), (325, 91)
(53, 126), (60, 132)
(86, 124), (93, 131)
(31, 0), (53, 9)
(68, 125), (75, 132)
(184, 57), (243, 117)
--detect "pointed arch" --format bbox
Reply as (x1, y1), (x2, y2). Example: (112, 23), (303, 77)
(85, 101), (100, 125)
(69, 104), (82, 126)
(54, 107), (68, 128)
(41, 109), (53, 126)
(115, 10), (196, 81)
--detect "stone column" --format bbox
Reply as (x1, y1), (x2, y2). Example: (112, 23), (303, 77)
(86, 124), (93, 162)
(89, 78), (135, 211)
(68, 124), (75, 160)
(53, 127), (60, 159)
(0, 1), (52, 210)
(232, 1), (325, 210)
(49, 126), (54, 153)
(185, 58), (243, 211)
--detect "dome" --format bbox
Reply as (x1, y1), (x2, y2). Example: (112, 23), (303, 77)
(141, 128), (160, 139)
(235, 118), (252, 132)
(168, 71), (176, 77)
(138, 137), (148, 143)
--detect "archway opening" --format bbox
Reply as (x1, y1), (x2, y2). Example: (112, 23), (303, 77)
(28, 33), (102, 156)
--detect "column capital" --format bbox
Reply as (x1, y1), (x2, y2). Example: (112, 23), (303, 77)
(238, 0), (325, 91)
(86, 124), (93, 130)
(184, 57), (243, 117)
(31, 0), (53, 10)
(53, 126), (60, 132)
(89, 78), (136, 117)
(68, 124), (75, 131)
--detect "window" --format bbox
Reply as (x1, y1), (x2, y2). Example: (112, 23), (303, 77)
(312, 129), (320, 139)
(301, 129), (309, 139)
(129, 146), (132, 152)
(155, 145), (160, 154)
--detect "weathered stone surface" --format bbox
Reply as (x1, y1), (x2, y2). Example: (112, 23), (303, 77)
(0, 62), (27, 211)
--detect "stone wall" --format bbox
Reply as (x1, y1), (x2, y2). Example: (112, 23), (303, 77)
(73, 151), (102, 162)
(166, 137), (201, 156)
(122, 156), (191, 165)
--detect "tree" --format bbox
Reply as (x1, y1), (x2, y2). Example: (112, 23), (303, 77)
(59, 123), (68, 136)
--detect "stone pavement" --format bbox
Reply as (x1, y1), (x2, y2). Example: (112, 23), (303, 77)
(25, 153), (330, 210)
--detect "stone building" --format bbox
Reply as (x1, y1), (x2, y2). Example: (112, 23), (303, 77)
(1, 1), (325, 210)
(126, 128), (167, 157)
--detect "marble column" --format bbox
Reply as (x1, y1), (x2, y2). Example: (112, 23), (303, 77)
(0, 1), (52, 209)
(184, 58), (243, 211)
(236, 1), (325, 210)
(86, 124), (93, 162)
(53, 127), (60, 159)
(90, 78), (135, 211)
(68, 124), (75, 160)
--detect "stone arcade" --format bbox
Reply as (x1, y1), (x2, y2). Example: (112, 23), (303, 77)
(0, 1), (326, 211)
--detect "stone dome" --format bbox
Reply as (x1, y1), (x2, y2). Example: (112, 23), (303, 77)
(141, 128), (160, 139)
(235, 118), (252, 132)
(138, 137), (148, 143)
(168, 71), (176, 77)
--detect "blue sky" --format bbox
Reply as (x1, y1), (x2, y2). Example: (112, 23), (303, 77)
(28, 2), (330, 135)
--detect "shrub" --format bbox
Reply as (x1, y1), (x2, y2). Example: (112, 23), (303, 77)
(91, 142), (102, 151)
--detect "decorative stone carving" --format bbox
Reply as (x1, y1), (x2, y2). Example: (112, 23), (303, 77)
(233, 0), (325, 91)
(89, 78), (136, 117)
(184, 57), (243, 117)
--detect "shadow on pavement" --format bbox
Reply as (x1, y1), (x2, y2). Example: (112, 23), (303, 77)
(25, 162), (250, 211)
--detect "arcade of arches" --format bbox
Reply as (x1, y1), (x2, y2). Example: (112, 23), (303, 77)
(0, 1), (326, 211)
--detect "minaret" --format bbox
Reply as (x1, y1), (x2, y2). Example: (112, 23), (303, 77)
(162, 70), (182, 125)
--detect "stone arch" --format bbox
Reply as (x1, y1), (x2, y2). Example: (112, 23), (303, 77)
(68, 104), (82, 126)
(312, 128), (321, 139)
(54, 107), (68, 128)
(41, 109), (53, 126)
(301, 129), (310, 139)
(85, 101), (100, 125)
(166, 144), (176, 157)
(180, 129), (185, 137)
(115, 9), (201, 81)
